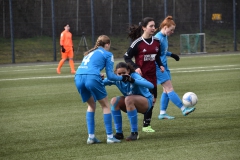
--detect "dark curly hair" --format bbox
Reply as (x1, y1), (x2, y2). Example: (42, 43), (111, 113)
(115, 62), (135, 74)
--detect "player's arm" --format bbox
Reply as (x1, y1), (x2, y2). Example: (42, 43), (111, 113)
(166, 51), (172, 56)
(155, 49), (164, 72)
(102, 78), (115, 86)
(130, 74), (154, 89)
(124, 47), (139, 70)
(150, 86), (158, 99)
(60, 32), (66, 52)
(105, 55), (128, 81)
(170, 52), (180, 61)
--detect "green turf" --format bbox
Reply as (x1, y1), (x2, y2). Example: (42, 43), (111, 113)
(0, 53), (240, 160)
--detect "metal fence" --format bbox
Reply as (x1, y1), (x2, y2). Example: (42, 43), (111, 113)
(0, 0), (239, 64)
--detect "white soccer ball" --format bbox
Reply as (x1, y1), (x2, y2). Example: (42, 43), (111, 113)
(182, 92), (198, 107)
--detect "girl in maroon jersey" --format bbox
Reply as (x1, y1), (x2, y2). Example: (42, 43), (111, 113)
(124, 17), (164, 133)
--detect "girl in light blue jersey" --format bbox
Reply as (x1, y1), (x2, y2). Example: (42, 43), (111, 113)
(103, 62), (154, 141)
(75, 35), (129, 144)
(155, 16), (195, 120)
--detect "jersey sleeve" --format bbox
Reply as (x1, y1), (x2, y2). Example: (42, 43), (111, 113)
(124, 46), (139, 69)
(105, 54), (123, 81)
(60, 32), (65, 46)
(102, 78), (115, 86)
(155, 44), (163, 67)
(166, 51), (172, 56)
(132, 73), (154, 89)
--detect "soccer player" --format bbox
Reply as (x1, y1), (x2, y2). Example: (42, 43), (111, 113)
(103, 62), (154, 141)
(74, 35), (129, 144)
(155, 16), (195, 120)
(124, 17), (164, 133)
(57, 24), (75, 74)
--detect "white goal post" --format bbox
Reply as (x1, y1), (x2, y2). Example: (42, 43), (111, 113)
(180, 33), (206, 54)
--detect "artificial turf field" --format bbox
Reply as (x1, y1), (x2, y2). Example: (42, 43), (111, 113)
(0, 53), (240, 160)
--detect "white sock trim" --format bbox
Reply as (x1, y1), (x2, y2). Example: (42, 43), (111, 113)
(107, 134), (113, 138)
(160, 110), (166, 115)
(181, 106), (186, 111)
(89, 134), (95, 138)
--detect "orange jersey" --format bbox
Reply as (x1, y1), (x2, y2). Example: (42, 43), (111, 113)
(60, 30), (73, 47)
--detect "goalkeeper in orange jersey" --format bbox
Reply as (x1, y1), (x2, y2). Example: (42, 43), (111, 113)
(57, 24), (76, 74)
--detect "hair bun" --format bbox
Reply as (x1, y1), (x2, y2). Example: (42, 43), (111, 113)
(166, 16), (173, 20)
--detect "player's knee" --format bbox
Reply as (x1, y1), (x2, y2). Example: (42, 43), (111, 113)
(124, 96), (134, 106)
(110, 96), (120, 111)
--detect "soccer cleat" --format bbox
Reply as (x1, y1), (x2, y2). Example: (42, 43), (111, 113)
(158, 114), (175, 120)
(71, 70), (76, 74)
(107, 137), (121, 144)
(114, 133), (124, 140)
(142, 126), (155, 132)
(87, 137), (101, 144)
(56, 68), (61, 74)
(182, 107), (196, 116)
(126, 132), (139, 141)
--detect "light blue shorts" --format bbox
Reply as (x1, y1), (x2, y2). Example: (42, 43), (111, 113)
(75, 74), (107, 102)
(156, 66), (171, 85)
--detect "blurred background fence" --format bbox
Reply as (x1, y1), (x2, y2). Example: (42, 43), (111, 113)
(0, 0), (239, 64)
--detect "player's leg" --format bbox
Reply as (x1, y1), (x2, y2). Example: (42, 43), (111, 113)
(68, 48), (75, 74)
(110, 96), (126, 139)
(86, 96), (101, 144)
(158, 88), (175, 120)
(98, 97), (121, 143)
(88, 75), (120, 143)
(162, 80), (195, 116)
(75, 74), (100, 144)
(157, 69), (175, 119)
(125, 95), (150, 141)
(56, 50), (67, 74)
(142, 87), (156, 132)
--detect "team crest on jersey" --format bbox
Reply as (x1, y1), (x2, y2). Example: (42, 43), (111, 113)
(155, 47), (159, 52)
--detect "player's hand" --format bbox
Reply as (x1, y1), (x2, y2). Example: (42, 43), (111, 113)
(61, 46), (66, 53)
(160, 66), (165, 73)
(122, 75), (130, 82)
(128, 76), (135, 83)
(100, 73), (104, 80)
(170, 53), (180, 61)
(135, 68), (142, 76)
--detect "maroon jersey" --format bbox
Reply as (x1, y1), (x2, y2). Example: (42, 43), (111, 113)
(124, 36), (163, 87)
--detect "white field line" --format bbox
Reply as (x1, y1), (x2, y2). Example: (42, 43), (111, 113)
(0, 67), (57, 72)
(170, 65), (239, 71)
(171, 67), (240, 73)
(0, 75), (74, 81)
(0, 64), (239, 73)
(0, 53), (239, 69)
(0, 65), (239, 82)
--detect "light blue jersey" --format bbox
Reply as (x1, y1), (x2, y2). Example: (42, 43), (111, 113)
(75, 47), (122, 102)
(103, 72), (153, 98)
(76, 47), (122, 81)
(154, 32), (172, 67)
(154, 32), (172, 84)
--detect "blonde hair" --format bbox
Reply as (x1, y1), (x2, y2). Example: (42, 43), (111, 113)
(84, 35), (111, 56)
(159, 16), (176, 30)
